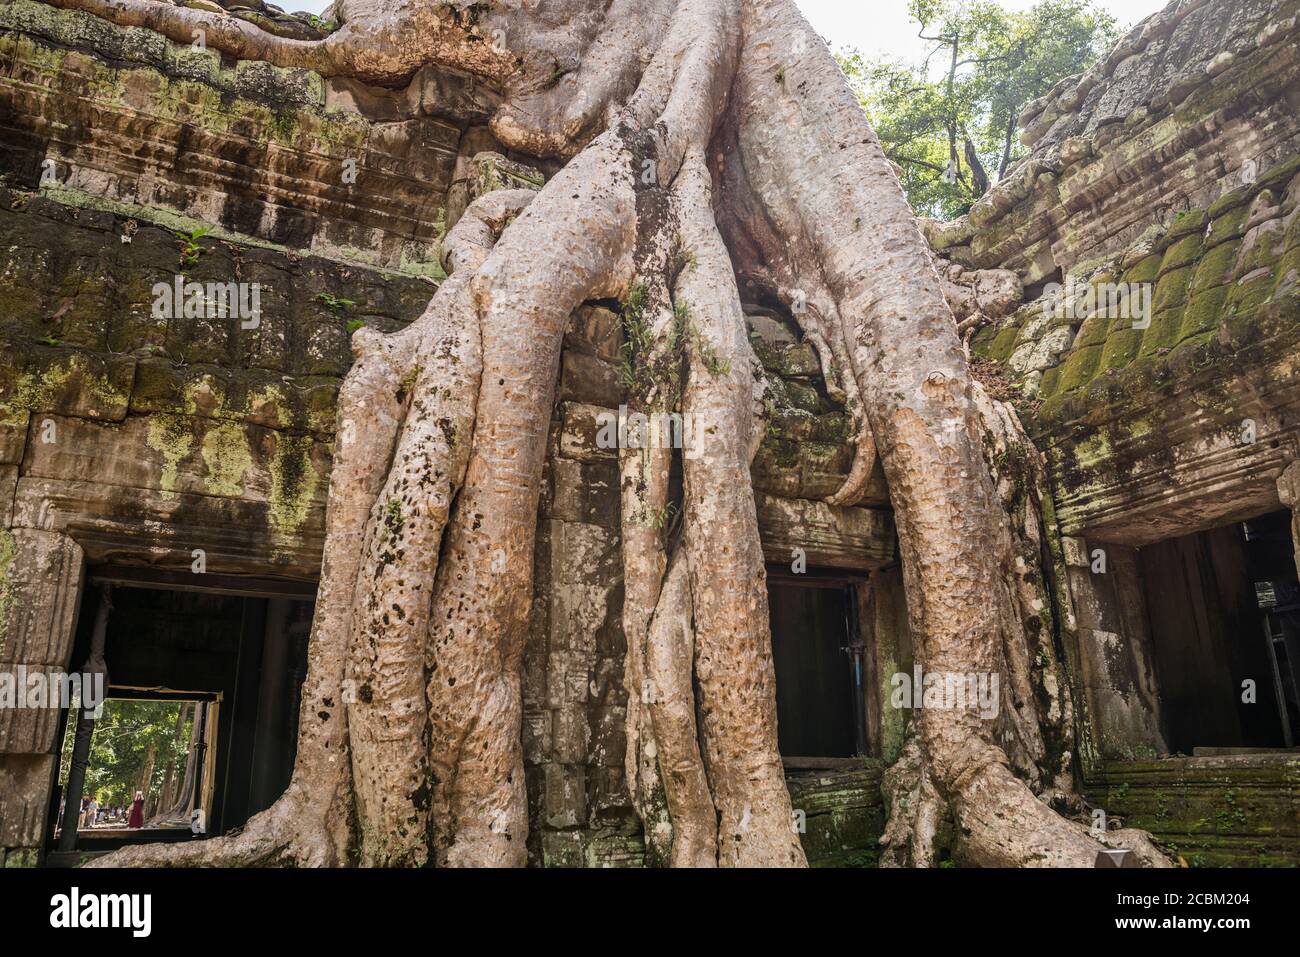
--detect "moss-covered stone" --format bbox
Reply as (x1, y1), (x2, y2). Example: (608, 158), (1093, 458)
(1119, 253), (1162, 288)
(1098, 322), (1142, 373)
(1157, 208), (1207, 249)
(0, 526), (16, 645)
(1189, 237), (1243, 295)
(0, 343), (134, 425)
(1157, 231), (1205, 276)
(1152, 263), (1193, 315)
(1048, 344), (1103, 396)
(986, 322), (1024, 363)
(1072, 312), (1111, 350)
(1085, 756), (1300, 867)
(0, 0), (325, 107)
(1207, 203), (1251, 247)
(1178, 285), (1229, 341)
(787, 765), (885, 867)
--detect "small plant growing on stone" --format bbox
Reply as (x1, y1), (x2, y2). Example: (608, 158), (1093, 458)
(178, 226), (210, 268)
(317, 292), (357, 313)
(542, 61), (571, 90)
(396, 365), (422, 402)
(693, 328), (730, 378)
(763, 396), (782, 441)
(346, 318), (366, 335)
(619, 280), (653, 391)
(669, 239), (697, 278)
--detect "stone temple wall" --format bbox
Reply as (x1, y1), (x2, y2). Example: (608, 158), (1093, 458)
(940, 0), (1300, 866)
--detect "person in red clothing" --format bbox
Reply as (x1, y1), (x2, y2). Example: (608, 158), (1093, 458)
(127, 790), (145, 829)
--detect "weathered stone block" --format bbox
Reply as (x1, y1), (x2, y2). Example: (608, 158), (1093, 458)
(566, 304), (624, 363)
(548, 457), (619, 526)
(586, 702), (626, 771)
(0, 753), (54, 848)
(557, 402), (617, 463)
(560, 350), (623, 409)
(0, 529), (83, 674)
(551, 707), (589, 766)
(543, 761), (586, 829)
(0, 666), (65, 753)
(539, 828), (585, 868)
(755, 494), (896, 571)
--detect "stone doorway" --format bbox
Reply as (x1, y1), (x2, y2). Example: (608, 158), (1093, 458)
(45, 573), (314, 859)
(1139, 511), (1300, 754)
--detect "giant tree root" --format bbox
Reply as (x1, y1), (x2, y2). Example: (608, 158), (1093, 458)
(55, 0), (1174, 867)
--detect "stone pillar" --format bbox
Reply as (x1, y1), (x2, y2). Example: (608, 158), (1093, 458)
(523, 304), (637, 867)
(1276, 462), (1300, 577)
(1060, 536), (1166, 763)
(0, 529), (86, 864)
(862, 567), (912, 764)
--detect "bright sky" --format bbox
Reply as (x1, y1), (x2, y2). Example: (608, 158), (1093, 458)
(796, 0), (1170, 60)
(283, 0), (1172, 56)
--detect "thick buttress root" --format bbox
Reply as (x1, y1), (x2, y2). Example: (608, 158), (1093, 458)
(675, 154), (804, 866)
(89, 190), (535, 867)
(62, 0), (1174, 867)
(719, 0), (1172, 866)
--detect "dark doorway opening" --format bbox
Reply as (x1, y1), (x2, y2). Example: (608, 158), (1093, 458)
(766, 570), (867, 765)
(1245, 512), (1300, 747)
(47, 573), (314, 855)
(1139, 510), (1299, 754)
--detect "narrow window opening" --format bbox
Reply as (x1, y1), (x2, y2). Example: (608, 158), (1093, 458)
(766, 569), (868, 768)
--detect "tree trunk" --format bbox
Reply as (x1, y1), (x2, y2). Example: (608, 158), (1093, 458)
(43, 0), (1173, 868)
(137, 745), (157, 817)
(154, 703), (199, 824)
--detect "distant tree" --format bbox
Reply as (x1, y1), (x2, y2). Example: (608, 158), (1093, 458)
(60, 699), (194, 809)
(840, 0), (1120, 219)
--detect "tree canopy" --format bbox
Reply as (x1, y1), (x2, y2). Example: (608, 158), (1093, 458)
(59, 699), (193, 808)
(838, 0), (1120, 219)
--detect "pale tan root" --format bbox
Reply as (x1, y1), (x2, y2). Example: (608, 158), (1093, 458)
(38, 0), (521, 86)
(879, 737), (944, 868)
(615, 186), (680, 864)
(643, 552), (718, 867)
(620, 373), (677, 863)
(424, 134), (639, 867)
(730, 0), (1170, 867)
(676, 150), (805, 867)
(344, 190), (538, 867)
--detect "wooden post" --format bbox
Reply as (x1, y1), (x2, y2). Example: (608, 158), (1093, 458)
(57, 585), (111, 852)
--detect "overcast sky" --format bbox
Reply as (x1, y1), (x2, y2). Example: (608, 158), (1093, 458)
(282, 0), (1171, 58)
